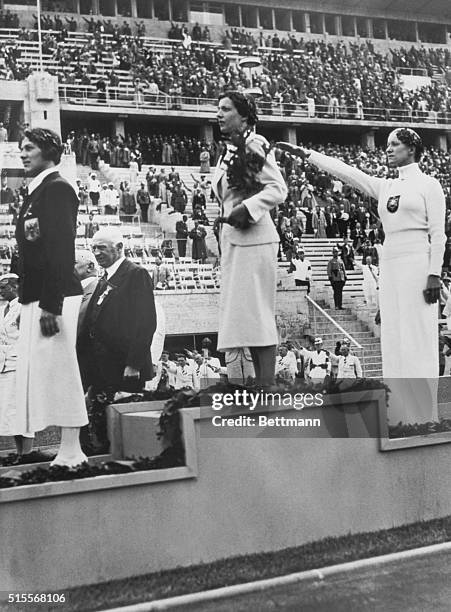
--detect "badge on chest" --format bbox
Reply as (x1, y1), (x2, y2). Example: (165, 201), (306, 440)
(24, 217), (41, 241)
(386, 195), (400, 213)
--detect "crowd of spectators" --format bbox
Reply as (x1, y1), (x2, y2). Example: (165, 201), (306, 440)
(66, 130), (219, 169)
(0, 10), (20, 30)
(0, 16), (449, 121)
(390, 46), (451, 76)
(148, 335), (363, 392)
(275, 142), (451, 263)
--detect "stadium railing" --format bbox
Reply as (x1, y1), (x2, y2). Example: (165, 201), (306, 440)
(57, 85), (451, 125)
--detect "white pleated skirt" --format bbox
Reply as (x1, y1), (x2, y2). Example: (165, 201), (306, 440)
(15, 296), (88, 434)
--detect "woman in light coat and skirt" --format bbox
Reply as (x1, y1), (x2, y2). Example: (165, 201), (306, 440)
(213, 92), (288, 385)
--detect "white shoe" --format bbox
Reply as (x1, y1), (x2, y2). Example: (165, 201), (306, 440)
(50, 452), (88, 468)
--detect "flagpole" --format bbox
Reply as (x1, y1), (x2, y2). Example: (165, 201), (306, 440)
(36, 0), (44, 72)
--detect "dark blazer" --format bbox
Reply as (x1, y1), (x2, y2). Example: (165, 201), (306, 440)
(368, 227), (385, 244)
(15, 171), (82, 315)
(77, 258), (156, 389)
(77, 277), (98, 338)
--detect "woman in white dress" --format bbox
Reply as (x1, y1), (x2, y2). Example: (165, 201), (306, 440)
(0, 274), (35, 457)
(278, 129), (446, 425)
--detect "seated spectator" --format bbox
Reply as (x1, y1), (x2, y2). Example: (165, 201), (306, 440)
(151, 255), (172, 290)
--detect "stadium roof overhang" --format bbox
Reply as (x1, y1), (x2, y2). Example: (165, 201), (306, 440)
(335, 0), (450, 19)
(247, 0), (451, 21)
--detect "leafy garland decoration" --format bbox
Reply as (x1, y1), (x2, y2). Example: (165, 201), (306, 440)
(222, 129), (272, 197)
(2, 378), (447, 489)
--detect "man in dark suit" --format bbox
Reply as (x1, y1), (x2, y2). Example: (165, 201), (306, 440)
(74, 249), (98, 339)
(77, 227), (156, 451)
(339, 237), (355, 270)
(368, 223), (385, 245)
(175, 215), (188, 257)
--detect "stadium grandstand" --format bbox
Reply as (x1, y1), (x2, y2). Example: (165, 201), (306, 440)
(0, 0), (449, 361)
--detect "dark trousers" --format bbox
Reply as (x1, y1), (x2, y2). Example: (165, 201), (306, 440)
(140, 204), (149, 223)
(177, 238), (187, 257)
(89, 191), (100, 208)
(331, 280), (345, 308)
(295, 279), (310, 294)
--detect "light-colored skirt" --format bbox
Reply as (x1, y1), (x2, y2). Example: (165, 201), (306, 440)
(218, 239), (279, 351)
(379, 249), (438, 425)
(15, 296), (88, 434)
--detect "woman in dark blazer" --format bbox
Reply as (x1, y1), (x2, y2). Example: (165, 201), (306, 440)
(15, 128), (88, 466)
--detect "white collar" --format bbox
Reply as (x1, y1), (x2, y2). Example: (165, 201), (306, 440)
(81, 276), (97, 289)
(104, 256), (125, 280)
(397, 163), (422, 180)
(27, 166), (59, 195)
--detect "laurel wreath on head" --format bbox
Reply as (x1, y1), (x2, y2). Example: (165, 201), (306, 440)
(223, 129), (272, 197)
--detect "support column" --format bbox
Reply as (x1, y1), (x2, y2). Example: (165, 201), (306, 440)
(320, 13), (326, 35)
(113, 118), (125, 139)
(335, 16), (341, 36)
(304, 13), (310, 34)
(26, 73), (61, 136)
(361, 129), (376, 150)
(434, 132), (448, 152)
(131, 0), (137, 18)
(238, 6), (242, 27)
(366, 18), (373, 38)
(383, 20), (388, 40)
(200, 124), (214, 143)
(282, 126), (297, 145)
(288, 10), (293, 32)
(92, 0), (99, 15)
(352, 16), (357, 37)
(271, 8), (275, 31)
(414, 22), (419, 43)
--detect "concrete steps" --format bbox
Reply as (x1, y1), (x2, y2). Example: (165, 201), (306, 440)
(310, 296), (383, 378)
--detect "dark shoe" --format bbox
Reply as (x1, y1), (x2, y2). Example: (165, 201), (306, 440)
(13, 450), (56, 465)
(81, 441), (110, 457)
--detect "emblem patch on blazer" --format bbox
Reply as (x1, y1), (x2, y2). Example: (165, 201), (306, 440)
(24, 217), (41, 241)
(386, 195), (400, 213)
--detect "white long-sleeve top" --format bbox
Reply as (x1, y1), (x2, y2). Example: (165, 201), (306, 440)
(308, 151), (446, 276)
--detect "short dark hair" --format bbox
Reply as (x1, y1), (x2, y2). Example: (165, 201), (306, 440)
(218, 91), (258, 126)
(23, 128), (63, 164)
(391, 128), (424, 162)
